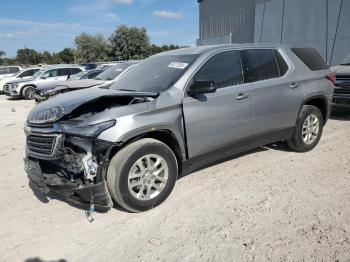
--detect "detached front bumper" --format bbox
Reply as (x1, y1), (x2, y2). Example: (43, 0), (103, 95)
(25, 158), (113, 211)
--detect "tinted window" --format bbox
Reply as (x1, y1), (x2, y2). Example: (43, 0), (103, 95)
(111, 55), (198, 93)
(273, 50), (289, 76)
(9, 67), (20, 73)
(57, 68), (71, 76)
(0, 68), (7, 74)
(70, 68), (82, 75)
(19, 69), (39, 78)
(240, 49), (279, 83)
(291, 48), (328, 71)
(194, 51), (243, 89)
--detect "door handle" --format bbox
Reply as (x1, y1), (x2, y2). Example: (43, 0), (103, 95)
(290, 82), (299, 89)
(235, 93), (250, 100)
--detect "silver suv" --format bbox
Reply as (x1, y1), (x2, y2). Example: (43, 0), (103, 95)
(6, 65), (84, 99)
(25, 44), (334, 212)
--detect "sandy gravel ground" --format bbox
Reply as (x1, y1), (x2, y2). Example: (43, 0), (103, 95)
(0, 95), (350, 262)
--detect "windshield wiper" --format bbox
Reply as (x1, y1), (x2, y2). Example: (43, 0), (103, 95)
(94, 77), (102, 80)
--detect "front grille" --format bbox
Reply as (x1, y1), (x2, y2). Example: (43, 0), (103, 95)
(336, 75), (350, 81)
(27, 134), (58, 157)
(28, 122), (54, 128)
(334, 88), (350, 95)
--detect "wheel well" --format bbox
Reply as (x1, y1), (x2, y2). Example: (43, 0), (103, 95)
(21, 85), (36, 96)
(304, 98), (328, 123)
(109, 130), (183, 174)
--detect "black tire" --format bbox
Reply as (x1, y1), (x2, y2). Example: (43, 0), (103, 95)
(287, 105), (324, 152)
(22, 86), (36, 100)
(107, 138), (178, 212)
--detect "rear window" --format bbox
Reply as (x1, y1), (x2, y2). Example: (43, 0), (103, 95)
(291, 48), (328, 71)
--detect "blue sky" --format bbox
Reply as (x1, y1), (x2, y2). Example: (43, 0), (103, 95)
(0, 0), (199, 57)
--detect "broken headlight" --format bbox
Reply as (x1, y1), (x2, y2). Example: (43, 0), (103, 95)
(60, 120), (116, 138)
(29, 106), (65, 124)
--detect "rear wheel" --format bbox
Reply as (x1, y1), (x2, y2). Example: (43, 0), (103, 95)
(287, 105), (324, 152)
(22, 86), (36, 100)
(107, 138), (178, 212)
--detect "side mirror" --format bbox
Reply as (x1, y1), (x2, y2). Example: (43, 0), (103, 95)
(41, 76), (47, 80)
(187, 80), (217, 96)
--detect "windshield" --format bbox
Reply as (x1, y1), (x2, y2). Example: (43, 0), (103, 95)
(110, 54), (198, 93)
(95, 64), (132, 81)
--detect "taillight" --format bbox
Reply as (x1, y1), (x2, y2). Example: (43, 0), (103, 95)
(326, 74), (336, 84)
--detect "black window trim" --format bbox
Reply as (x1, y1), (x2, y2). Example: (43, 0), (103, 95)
(184, 47), (292, 97)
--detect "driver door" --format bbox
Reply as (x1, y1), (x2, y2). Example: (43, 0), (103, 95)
(183, 50), (253, 158)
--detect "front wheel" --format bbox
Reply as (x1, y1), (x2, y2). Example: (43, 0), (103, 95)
(22, 86), (36, 100)
(287, 105), (324, 152)
(107, 138), (178, 212)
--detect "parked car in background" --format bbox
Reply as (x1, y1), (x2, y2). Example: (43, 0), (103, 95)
(5, 65), (84, 99)
(1, 67), (40, 94)
(80, 63), (98, 70)
(25, 44), (333, 212)
(67, 69), (103, 81)
(0, 66), (21, 80)
(331, 54), (350, 110)
(35, 61), (138, 102)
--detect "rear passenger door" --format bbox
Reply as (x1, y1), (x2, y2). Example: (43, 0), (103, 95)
(240, 49), (302, 137)
(183, 50), (253, 158)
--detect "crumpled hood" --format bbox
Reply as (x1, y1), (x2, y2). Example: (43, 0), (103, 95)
(27, 87), (159, 123)
(38, 79), (105, 93)
(331, 65), (350, 74)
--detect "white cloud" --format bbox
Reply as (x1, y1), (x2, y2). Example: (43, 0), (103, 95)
(152, 10), (183, 19)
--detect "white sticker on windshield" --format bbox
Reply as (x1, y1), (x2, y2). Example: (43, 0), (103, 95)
(168, 62), (189, 69)
(115, 68), (123, 72)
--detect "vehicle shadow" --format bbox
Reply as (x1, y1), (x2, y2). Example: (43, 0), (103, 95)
(330, 109), (350, 121)
(25, 258), (67, 262)
(179, 146), (272, 179)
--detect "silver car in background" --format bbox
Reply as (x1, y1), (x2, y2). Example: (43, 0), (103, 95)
(35, 61), (139, 102)
(1, 68), (40, 94)
(6, 65), (84, 99)
(25, 44), (334, 212)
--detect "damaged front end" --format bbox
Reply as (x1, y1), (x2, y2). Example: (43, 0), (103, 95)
(25, 88), (158, 211)
(25, 126), (116, 211)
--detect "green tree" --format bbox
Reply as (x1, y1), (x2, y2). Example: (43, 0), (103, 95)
(109, 25), (150, 60)
(16, 48), (40, 65)
(57, 48), (75, 64)
(75, 33), (109, 63)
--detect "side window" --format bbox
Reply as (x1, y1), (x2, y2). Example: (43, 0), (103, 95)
(42, 69), (58, 78)
(57, 68), (70, 76)
(194, 50), (243, 89)
(19, 69), (36, 78)
(70, 68), (82, 75)
(291, 48), (328, 71)
(273, 50), (289, 76)
(240, 49), (279, 83)
(0, 68), (7, 74)
(9, 67), (20, 73)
